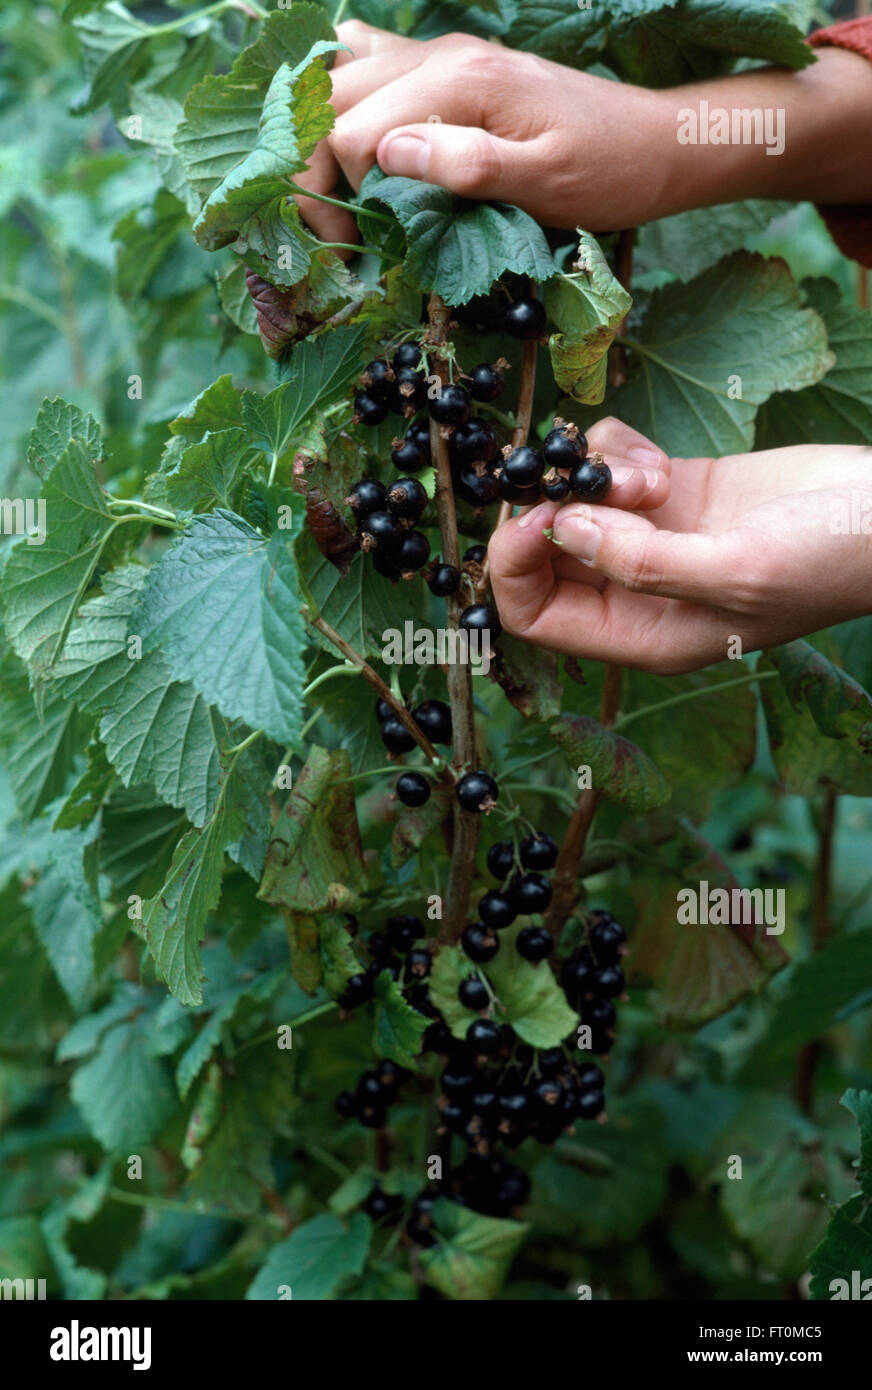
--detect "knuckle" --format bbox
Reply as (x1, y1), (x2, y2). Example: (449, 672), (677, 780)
(446, 129), (501, 196)
(612, 538), (662, 593)
(336, 18), (375, 45)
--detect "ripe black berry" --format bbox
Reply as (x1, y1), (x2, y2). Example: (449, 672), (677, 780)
(469, 362), (505, 402)
(346, 478), (387, 518)
(561, 953), (593, 1004)
(412, 699), (452, 745)
(360, 509), (403, 553)
(459, 603), (502, 640)
(395, 530), (431, 573)
(568, 457), (612, 501)
(502, 446), (544, 489)
(487, 840), (515, 880)
(361, 358), (395, 394)
(386, 914), (423, 953)
(516, 925), (553, 962)
(478, 890), (516, 930)
(467, 1018), (502, 1054)
(375, 697), (393, 724)
(393, 342), (423, 370)
(456, 770), (499, 813)
(510, 872), (553, 914)
(451, 418), (498, 465)
(498, 1089), (530, 1123)
(396, 771), (430, 806)
(583, 998), (616, 1031)
(339, 972), (374, 1008)
(442, 1065), (476, 1102)
(391, 435), (429, 473)
(590, 916), (627, 963)
(459, 976), (489, 1011)
(497, 474), (541, 506)
(354, 390), (389, 425)
(461, 922), (500, 962)
(577, 1089), (606, 1121)
(532, 1078), (563, 1113)
(457, 467), (500, 506)
(335, 1089), (356, 1117)
(576, 1062), (604, 1090)
(427, 562), (460, 597)
(387, 477), (427, 519)
(505, 297), (546, 340)
(406, 947), (432, 978)
(362, 1186), (404, 1223)
(520, 834), (558, 871)
(538, 1047), (566, 1076)
(543, 424), (587, 469)
(441, 1102), (469, 1134)
(429, 383), (472, 426)
(592, 964), (625, 997)
(393, 363), (427, 411)
(542, 473), (569, 502)
(463, 544), (487, 565)
(368, 930), (390, 958)
(380, 717), (415, 754)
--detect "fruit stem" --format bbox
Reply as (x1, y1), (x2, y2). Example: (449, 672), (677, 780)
(476, 333), (538, 601)
(608, 228), (634, 390)
(544, 663), (623, 943)
(307, 611), (444, 768)
(427, 292), (481, 939)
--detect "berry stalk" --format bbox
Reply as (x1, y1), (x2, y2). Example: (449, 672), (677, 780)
(476, 334), (539, 602)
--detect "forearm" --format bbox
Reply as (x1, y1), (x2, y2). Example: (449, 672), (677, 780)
(651, 47), (872, 216)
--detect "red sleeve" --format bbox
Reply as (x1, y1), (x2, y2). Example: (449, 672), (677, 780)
(808, 18), (872, 270)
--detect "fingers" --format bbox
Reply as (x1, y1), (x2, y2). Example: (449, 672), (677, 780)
(550, 505), (748, 606)
(579, 416), (671, 510)
(292, 145), (357, 245)
(585, 417), (670, 472)
(333, 19), (417, 68)
(376, 121), (548, 205)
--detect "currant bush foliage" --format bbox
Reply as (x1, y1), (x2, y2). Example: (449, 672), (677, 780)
(0, 0), (870, 1301)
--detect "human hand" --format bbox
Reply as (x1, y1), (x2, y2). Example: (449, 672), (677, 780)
(487, 423), (872, 674)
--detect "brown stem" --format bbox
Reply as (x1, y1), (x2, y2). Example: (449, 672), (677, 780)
(608, 228), (634, 391)
(308, 611), (443, 769)
(545, 663), (623, 941)
(258, 1181), (295, 1234)
(477, 335), (539, 601)
(427, 293), (480, 937)
(794, 788), (838, 1115)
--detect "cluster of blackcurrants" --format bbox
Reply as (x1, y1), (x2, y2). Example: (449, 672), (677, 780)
(335, 910), (432, 1019)
(461, 831), (558, 965)
(335, 1055), (411, 1131)
(359, 1155), (531, 1237)
(560, 910), (628, 1056)
(373, 696), (506, 818)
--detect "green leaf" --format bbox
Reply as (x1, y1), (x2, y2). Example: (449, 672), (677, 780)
(545, 232), (632, 404)
(53, 741), (115, 830)
(72, 2), (152, 114)
(258, 746), (367, 914)
(420, 1199), (528, 1300)
(391, 781), (453, 868)
(487, 924), (578, 1048)
(27, 398), (102, 481)
(760, 637), (872, 795)
(0, 646), (88, 820)
(24, 828), (101, 1012)
(636, 200), (794, 282)
(184, 1048), (290, 1215)
(604, 251), (832, 456)
(113, 189), (188, 301)
(3, 437), (119, 682)
(50, 565), (225, 827)
(429, 945), (479, 1039)
(231, 5), (338, 84)
(133, 509), (307, 747)
(0, 1215), (51, 1283)
(319, 915), (360, 999)
(299, 538), (430, 662)
(41, 1167), (111, 1300)
(170, 375), (245, 442)
(68, 998), (178, 1153)
(159, 428), (254, 514)
(217, 261), (259, 336)
(372, 970), (429, 1068)
(359, 165), (556, 305)
(551, 713), (671, 812)
(192, 55), (336, 251)
(746, 929), (872, 1068)
(246, 1211), (371, 1300)
(488, 633), (562, 722)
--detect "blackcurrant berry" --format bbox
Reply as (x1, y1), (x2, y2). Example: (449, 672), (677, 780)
(590, 916), (627, 963)
(391, 435), (429, 473)
(497, 1089), (530, 1123)
(346, 477), (387, 518)
(467, 1018), (501, 1054)
(360, 509), (403, 553)
(577, 1088), (606, 1121)
(516, 925), (553, 962)
(429, 383), (472, 426)
(561, 953), (594, 1004)
(393, 363), (427, 411)
(502, 446), (544, 489)
(459, 603), (502, 640)
(396, 771), (430, 807)
(505, 297), (546, 340)
(459, 976), (489, 1011)
(463, 544), (487, 565)
(339, 972), (373, 1008)
(469, 362), (505, 402)
(497, 474), (542, 506)
(461, 922), (500, 962)
(532, 1078), (563, 1113)
(406, 947), (432, 978)
(538, 1047), (566, 1076)
(335, 1089), (356, 1117)
(487, 840), (515, 880)
(457, 467), (500, 506)
(406, 1218), (436, 1247)
(592, 964), (625, 997)
(568, 457), (612, 501)
(543, 424), (587, 469)
(361, 359), (395, 396)
(456, 770), (499, 813)
(371, 953), (402, 981)
(375, 697), (393, 724)
(362, 1186), (404, 1223)
(386, 914), (423, 953)
(368, 930), (390, 957)
(441, 1065), (476, 1101)
(387, 477), (427, 519)
(542, 472), (570, 502)
(412, 699), (452, 745)
(354, 390), (389, 425)
(576, 1063), (604, 1090)
(427, 562), (460, 596)
(451, 418), (498, 465)
(392, 342), (423, 370)
(510, 872), (553, 914)
(423, 1019), (453, 1053)
(358, 1102), (387, 1128)
(478, 890), (517, 930)
(519, 834), (558, 871)
(395, 530), (431, 573)
(583, 998), (616, 1030)
(380, 717), (416, 754)
(356, 1069), (385, 1103)
(441, 1101), (469, 1134)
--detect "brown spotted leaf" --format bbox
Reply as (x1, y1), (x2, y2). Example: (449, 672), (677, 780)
(550, 713), (670, 812)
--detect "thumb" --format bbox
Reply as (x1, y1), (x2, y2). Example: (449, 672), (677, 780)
(377, 122), (531, 201)
(552, 504), (747, 606)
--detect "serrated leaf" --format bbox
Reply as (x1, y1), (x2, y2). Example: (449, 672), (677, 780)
(173, 942), (286, 1099)
(0, 645), (88, 820)
(69, 1000), (178, 1153)
(72, 2), (152, 114)
(484, 924), (578, 1047)
(41, 1167), (111, 1300)
(550, 713), (670, 812)
(545, 232), (632, 404)
(170, 375), (245, 442)
(3, 437), (119, 681)
(358, 165), (556, 305)
(420, 1199), (527, 1301)
(429, 944), (478, 1040)
(299, 536), (429, 662)
(113, 189), (188, 301)
(636, 200), (793, 282)
(246, 1212), (371, 1300)
(24, 828), (101, 1012)
(746, 928), (872, 1068)
(27, 398), (102, 481)
(391, 782), (453, 868)
(160, 428), (254, 513)
(488, 633), (562, 722)
(319, 915), (360, 999)
(217, 260), (260, 336)
(185, 1047), (290, 1214)
(53, 741), (115, 830)
(132, 509), (307, 746)
(259, 747), (366, 914)
(372, 970), (429, 1068)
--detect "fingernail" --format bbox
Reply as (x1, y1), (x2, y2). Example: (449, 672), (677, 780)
(608, 464), (635, 486)
(553, 505), (603, 564)
(627, 445), (663, 466)
(381, 134), (430, 179)
(517, 501), (554, 531)
(642, 469), (660, 492)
